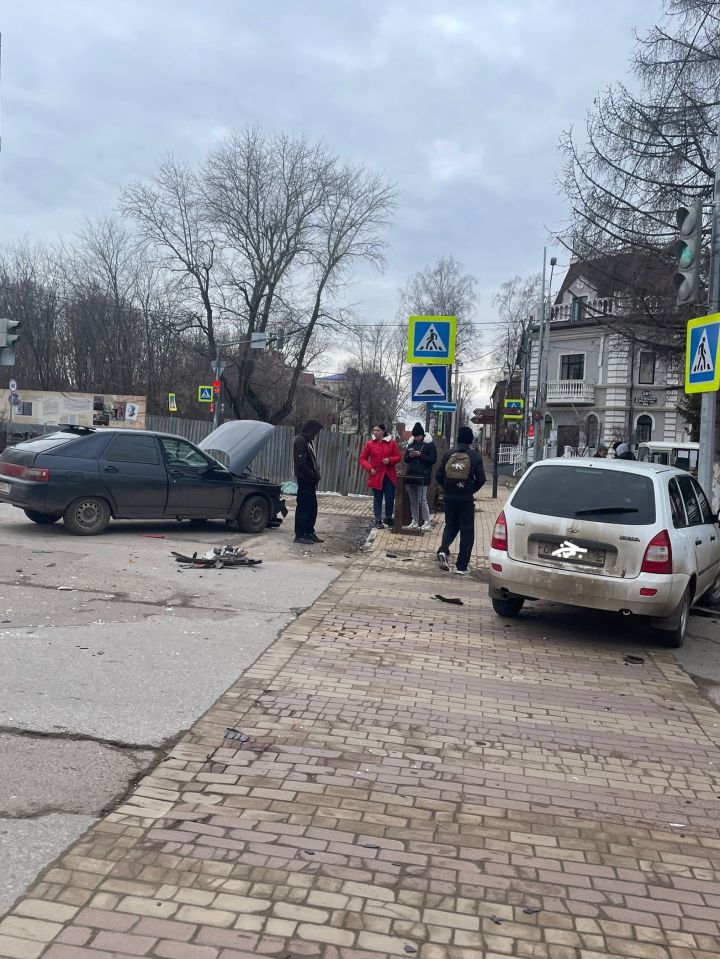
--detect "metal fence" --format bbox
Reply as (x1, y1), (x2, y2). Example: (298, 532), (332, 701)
(146, 415), (370, 495)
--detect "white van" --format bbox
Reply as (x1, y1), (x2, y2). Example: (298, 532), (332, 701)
(637, 441), (699, 474)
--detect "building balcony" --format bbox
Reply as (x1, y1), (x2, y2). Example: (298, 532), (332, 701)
(546, 380), (596, 404)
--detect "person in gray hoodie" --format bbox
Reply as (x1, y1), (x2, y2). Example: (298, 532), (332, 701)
(403, 421), (437, 529)
(293, 419), (323, 544)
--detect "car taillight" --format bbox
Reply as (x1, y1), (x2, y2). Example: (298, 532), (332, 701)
(641, 530), (672, 574)
(491, 510), (508, 551)
(0, 462), (50, 482)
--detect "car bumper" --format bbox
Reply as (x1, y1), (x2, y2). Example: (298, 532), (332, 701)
(488, 549), (689, 618)
(0, 479), (51, 512)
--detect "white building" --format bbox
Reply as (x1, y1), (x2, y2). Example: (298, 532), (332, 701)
(526, 253), (686, 455)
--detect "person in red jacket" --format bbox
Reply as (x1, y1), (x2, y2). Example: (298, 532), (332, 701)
(359, 424), (402, 529)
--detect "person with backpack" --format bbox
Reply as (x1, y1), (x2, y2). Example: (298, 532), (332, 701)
(403, 421), (437, 530)
(359, 424), (402, 529)
(435, 425), (486, 575)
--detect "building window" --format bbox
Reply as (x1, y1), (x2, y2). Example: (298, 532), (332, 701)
(585, 414), (599, 448)
(636, 414), (652, 443)
(571, 296), (587, 322)
(638, 352), (655, 385)
(560, 353), (585, 380)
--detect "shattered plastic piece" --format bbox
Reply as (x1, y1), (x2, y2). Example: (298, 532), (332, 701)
(57, 586), (74, 591)
(386, 552), (398, 558)
(489, 915), (503, 924)
(624, 655), (644, 665)
(404, 948), (418, 955)
(523, 907), (541, 915)
(361, 842), (380, 849)
(434, 594), (464, 606)
(224, 728), (250, 743)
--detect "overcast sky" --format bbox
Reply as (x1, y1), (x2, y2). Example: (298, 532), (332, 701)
(1, 0), (659, 396)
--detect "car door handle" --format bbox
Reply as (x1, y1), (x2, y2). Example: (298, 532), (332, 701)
(711, 535), (716, 542)
(695, 538), (703, 546)
(103, 465), (119, 473)
(170, 469), (184, 477)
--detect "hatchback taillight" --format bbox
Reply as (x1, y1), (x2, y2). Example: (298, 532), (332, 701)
(491, 510), (508, 551)
(641, 530), (672, 574)
(0, 462), (50, 482)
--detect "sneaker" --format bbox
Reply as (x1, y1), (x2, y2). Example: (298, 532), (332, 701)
(308, 533), (324, 543)
(294, 535), (314, 545)
(375, 520), (384, 529)
(404, 520), (419, 529)
(383, 517), (394, 527)
(421, 522), (431, 531)
(454, 567), (469, 576)
(437, 551), (449, 571)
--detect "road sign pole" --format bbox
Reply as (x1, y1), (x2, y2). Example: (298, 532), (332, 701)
(449, 363), (460, 442)
(212, 349), (222, 430)
(699, 130), (720, 500)
(533, 247), (548, 463)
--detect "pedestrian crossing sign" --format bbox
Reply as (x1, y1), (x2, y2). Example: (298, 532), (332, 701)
(198, 385), (213, 403)
(407, 315), (456, 365)
(685, 313), (720, 393)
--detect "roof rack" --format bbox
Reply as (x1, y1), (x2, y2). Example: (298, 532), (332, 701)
(58, 424), (97, 435)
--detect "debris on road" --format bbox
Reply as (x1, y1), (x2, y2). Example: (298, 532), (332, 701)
(171, 545), (262, 569)
(434, 594), (464, 606)
(623, 654), (645, 665)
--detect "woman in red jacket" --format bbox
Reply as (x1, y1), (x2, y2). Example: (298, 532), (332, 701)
(359, 424), (402, 529)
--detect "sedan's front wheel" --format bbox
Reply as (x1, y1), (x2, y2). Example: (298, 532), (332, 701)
(237, 496), (270, 534)
(63, 497), (111, 536)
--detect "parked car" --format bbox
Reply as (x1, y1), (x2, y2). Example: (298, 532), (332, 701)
(488, 458), (720, 646)
(636, 441), (699, 474)
(0, 420), (287, 536)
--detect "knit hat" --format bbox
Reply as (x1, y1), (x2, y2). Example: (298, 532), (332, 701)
(411, 422), (424, 437)
(615, 443), (630, 457)
(457, 426), (474, 445)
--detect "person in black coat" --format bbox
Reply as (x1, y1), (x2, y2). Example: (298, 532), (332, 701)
(435, 426), (486, 575)
(293, 419), (323, 544)
(403, 422), (437, 530)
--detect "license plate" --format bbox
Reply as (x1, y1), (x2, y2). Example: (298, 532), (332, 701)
(0, 482), (10, 494)
(538, 542), (606, 566)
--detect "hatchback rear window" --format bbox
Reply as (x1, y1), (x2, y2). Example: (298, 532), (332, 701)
(512, 465), (656, 525)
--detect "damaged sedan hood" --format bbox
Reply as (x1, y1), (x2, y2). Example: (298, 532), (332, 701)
(199, 420), (275, 475)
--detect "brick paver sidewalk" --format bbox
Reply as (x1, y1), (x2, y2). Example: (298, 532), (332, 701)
(2, 486), (720, 959)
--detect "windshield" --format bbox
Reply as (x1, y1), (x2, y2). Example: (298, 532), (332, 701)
(512, 465), (656, 525)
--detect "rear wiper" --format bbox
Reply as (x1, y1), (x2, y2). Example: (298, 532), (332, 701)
(575, 507), (639, 516)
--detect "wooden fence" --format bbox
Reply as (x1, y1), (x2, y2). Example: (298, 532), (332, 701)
(146, 416), (370, 495)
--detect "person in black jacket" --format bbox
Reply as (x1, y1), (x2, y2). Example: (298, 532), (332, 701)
(435, 426), (486, 575)
(293, 419), (323, 545)
(403, 422), (437, 530)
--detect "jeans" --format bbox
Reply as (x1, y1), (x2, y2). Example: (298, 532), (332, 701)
(372, 475), (396, 522)
(406, 481), (429, 524)
(295, 478), (318, 537)
(438, 498), (475, 571)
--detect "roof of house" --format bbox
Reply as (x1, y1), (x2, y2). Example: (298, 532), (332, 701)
(555, 250), (674, 303)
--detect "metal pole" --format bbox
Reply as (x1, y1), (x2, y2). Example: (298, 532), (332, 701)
(533, 247), (548, 463)
(212, 348), (221, 430)
(492, 397), (501, 498)
(699, 130), (720, 500)
(450, 362), (460, 442)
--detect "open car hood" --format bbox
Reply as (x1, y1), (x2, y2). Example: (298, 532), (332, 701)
(199, 420), (275, 475)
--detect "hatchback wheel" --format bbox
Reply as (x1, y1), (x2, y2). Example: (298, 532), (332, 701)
(492, 597), (524, 618)
(660, 586), (690, 648)
(237, 495), (270, 534)
(63, 497), (111, 535)
(24, 509), (62, 525)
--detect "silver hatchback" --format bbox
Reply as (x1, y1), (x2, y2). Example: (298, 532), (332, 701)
(488, 459), (720, 646)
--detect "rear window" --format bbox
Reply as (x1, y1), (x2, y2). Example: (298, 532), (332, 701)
(512, 465), (656, 525)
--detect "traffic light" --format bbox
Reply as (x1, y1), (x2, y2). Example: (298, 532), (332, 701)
(673, 198), (703, 306)
(212, 379), (221, 395)
(0, 318), (20, 366)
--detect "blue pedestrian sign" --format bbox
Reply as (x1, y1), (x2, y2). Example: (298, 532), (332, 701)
(411, 365), (448, 403)
(685, 313), (720, 393)
(407, 315), (457, 365)
(429, 401), (457, 412)
(197, 385), (213, 403)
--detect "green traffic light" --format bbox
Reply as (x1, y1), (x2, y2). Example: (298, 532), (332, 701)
(678, 241), (693, 269)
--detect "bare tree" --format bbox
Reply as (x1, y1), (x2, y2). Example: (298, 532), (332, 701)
(490, 273), (541, 381)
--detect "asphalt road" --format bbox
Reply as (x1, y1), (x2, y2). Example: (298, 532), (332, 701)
(0, 501), (367, 916)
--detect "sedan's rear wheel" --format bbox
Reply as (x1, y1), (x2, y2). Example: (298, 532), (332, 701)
(237, 495), (270, 534)
(24, 509), (62, 525)
(63, 497), (111, 536)
(492, 597), (524, 618)
(706, 572), (720, 607)
(660, 586), (690, 648)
